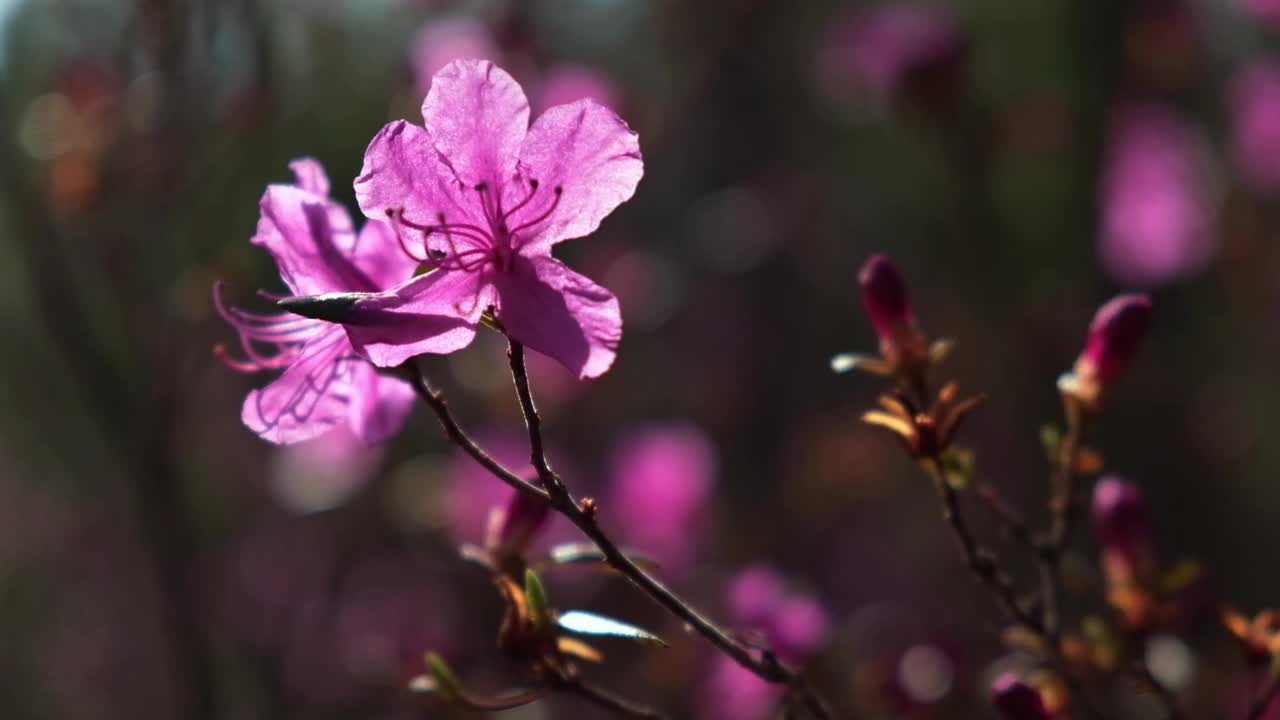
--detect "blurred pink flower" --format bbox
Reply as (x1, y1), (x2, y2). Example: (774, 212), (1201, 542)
(1241, 0), (1280, 26)
(1098, 104), (1216, 287)
(704, 565), (830, 718)
(817, 3), (966, 109)
(410, 16), (500, 96)
(604, 422), (717, 572)
(535, 63), (620, 113)
(1231, 60), (1280, 195)
(269, 425), (383, 513)
(349, 59), (643, 378)
(215, 159), (464, 444)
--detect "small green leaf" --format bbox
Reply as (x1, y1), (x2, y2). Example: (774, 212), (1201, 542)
(1040, 424), (1062, 462)
(425, 653), (462, 702)
(557, 611), (667, 647)
(524, 569), (552, 630)
(939, 446), (975, 490)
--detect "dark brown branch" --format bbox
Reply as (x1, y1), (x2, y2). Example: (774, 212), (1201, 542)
(502, 341), (806, 687)
(1041, 414), (1086, 640)
(565, 680), (669, 719)
(974, 483), (1038, 552)
(924, 461), (1044, 634)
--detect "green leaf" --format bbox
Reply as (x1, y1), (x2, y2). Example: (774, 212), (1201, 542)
(939, 446), (975, 490)
(1040, 424), (1062, 462)
(557, 611), (667, 647)
(524, 569), (552, 630)
(424, 653), (461, 702)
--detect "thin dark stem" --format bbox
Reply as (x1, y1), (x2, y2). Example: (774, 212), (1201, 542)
(405, 364), (549, 504)
(565, 680), (669, 719)
(1042, 412), (1087, 640)
(406, 352), (827, 718)
(502, 341), (807, 687)
(1247, 672), (1280, 720)
(924, 460), (1044, 634)
(974, 482), (1038, 552)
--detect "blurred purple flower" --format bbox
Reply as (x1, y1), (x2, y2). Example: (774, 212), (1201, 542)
(604, 422), (717, 572)
(269, 425), (383, 513)
(410, 16), (500, 97)
(1231, 60), (1280, 195)
(1098, 104), (1216, 287)
(535, 64), (620, 113)
(349, 60), (643, 378)
(1077, 293), (1152, 387)
(817, 3), (966, 109)
(1092, 475), (1152, 564)
(704, 565), (829, 718)
(1241, 0), (1280, 26)
(215, 159), (468, 444)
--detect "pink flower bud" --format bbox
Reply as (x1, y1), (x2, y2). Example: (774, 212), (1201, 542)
(858, 254), (914, 341)
(1077, 294), (1151, 385)
(1091, 475), (1150, 561)
(490, 488), (550, 558)
(990, 674), (1049, 720)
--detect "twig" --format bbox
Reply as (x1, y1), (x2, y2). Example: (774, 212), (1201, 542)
(502, 341), (807, 687)
(405, 350), (828, 719)
(924, 460), (1044, 634)
(1041, 413), (1087, 640)
(565, 680), (669, 719)
(974, 482), (1038, 551)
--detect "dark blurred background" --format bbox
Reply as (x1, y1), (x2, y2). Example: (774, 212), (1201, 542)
(2, 0), (1280, 718)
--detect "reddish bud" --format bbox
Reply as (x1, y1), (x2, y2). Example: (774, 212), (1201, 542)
(1091, 476), (1151, 562)
(1077, 294), (1152, 385)
(489, 489), (550, 558)
(859, 254), (914, 340)
(990, 674), (1049, 720)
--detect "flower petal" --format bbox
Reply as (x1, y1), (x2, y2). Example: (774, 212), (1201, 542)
(343, 269), (491, 367)
(354, 120), (481, 232)
(242, 327), (355, 444)
(346, 219), (421, 291)
(423, 59), (529, 187)
(288, 157), (330, 196)
(513, 99), (642, 254)
(347, 363), (415, 444)
(494, 255), (621, 379)
(255, 185), (381, 295)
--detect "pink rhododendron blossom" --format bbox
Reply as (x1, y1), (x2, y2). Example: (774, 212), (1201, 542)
(349, 59), (643, 378)
(604, 422), (716, 571)
(817, 3), (965, 108)
(1098, 104), (1216, 287)
(535, 64), (620, 113)
(1231, 60), (1280, 195)
(215, 159), (469, 444)
(410, 17), (500, 97)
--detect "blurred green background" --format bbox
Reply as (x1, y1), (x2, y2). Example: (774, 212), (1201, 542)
(2, 0), (1280, 718)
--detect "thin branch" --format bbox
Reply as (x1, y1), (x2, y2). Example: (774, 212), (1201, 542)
(974, 482), (1038, 552)
(1041, 413), (1087, 640)
(502, 341), (808, 688)
(924, 460), (1044, 634)
(565, 680), (669, 719)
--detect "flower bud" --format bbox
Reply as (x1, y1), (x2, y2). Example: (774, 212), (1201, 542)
(990, 673), (1049, 720)
(1076, 294), (1152, 386)
(488, 489), (550, 559)
(1091, 476), (1151, 561)
(859, 254), (914, 341)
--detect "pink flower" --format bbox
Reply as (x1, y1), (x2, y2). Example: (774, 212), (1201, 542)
(1231, 60), (1280, 195)
(348, 60), (643, 379)
(534, 64), (620, 113)
(1098, 104), (1216, 287)
(410, 16), (501, 97)
(1091, 475), (1152, 565)
(1077, 294), (1152, 387)
(990, 673), (1049, 720)
(215, 159), (468, 444)
(1241, 0), (1280, 26)
(604, 422), (717, 571)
